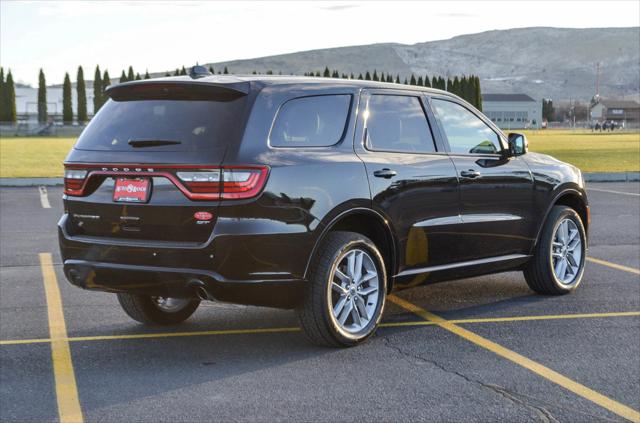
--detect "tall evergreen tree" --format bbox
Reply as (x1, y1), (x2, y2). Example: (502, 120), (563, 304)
(379, 72), (385, 82)
(180, 66), (187, 76)
(76, 66), (87, 123)
(144, 70), (150, 79)
(4, 70), (16, 122)
(0, 68), (5, 121)
(120, 70), (128, 83)
(350, 73), (355, 79)
(431, 76), (438, 89)
(323, 66), (330, 77)
(174, 68), (180, 76)
(372, 70), (379, 81)
(410, 74), (416, 86)
(417, 76), (423, 86)
(395, 75), (400, 84)
(102, 70), (111, 96)
(403, 77), (408, 85)
(331, 70), (339, 78)
(134, 73), (141, 80)
(439, 77), (446, 90)
(38, 68), (47, 123)
(358, 73), (363, 80)
(223, 66), (229, 74)
(209, 66), (215, 74)
(62, 72), (73, 123)
(387, 74), (393, 83)
(474, 76), (482, 111)
(93, 65), (102, 114)
(127, 66), (135, 81)
(365, 71), (371, 81)
(424, 75), (431, 88)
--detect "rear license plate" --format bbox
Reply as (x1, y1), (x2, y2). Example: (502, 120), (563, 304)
(113, 178), (151, 203)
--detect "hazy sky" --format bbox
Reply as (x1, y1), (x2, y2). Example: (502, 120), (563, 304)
(2, 0), (639, 86)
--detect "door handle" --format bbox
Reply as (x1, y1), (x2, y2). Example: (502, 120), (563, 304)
(373, 168), (397, 179)
(460, 169), (481, 179)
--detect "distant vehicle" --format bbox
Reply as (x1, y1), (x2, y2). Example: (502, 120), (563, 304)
(59, 73), (589, 347)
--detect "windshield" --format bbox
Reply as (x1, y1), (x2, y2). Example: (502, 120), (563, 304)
(74, 97), (247, 152)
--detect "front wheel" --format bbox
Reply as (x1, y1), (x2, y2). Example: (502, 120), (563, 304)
(117, 293), (200, 325)
(524, 206), (587, 295)
(296, 231), (387, 347)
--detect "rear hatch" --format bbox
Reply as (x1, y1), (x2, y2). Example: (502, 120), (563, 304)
(63, 79), (256, 244)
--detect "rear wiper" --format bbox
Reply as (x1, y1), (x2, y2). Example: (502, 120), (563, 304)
(128, 139), (182, 148)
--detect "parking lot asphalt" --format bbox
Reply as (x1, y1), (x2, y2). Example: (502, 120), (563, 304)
(0, 183), (638, 423)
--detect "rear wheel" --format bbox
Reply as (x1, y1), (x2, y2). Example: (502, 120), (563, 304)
(296, 231), (387, 347)
(524, 206), (587, 295)
(117, 293), (200, 325)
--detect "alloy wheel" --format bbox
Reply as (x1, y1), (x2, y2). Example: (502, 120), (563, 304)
(551, 218), (583, 285)
(329, 249), (380, 333)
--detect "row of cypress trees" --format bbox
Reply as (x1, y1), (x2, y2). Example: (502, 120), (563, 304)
(301, 67), (482, 110)
(2, 65), (483, 124)
(0, 67), (17, 122)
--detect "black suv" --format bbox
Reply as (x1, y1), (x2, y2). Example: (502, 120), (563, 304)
(59, 72), (589, 347)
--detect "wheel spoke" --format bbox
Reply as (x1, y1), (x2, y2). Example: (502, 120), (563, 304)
(350, 299), (362, 327)
(567, 229), (578, 243)
(357, 271), (377, 286)
(552, 241), (563, 249)
(552, 252), (563, 258)
(333, 295), (348, 316)
(358, 285), (378, 296)
(354, 251), (364, 282)
(355, 296), (369, 321)
(555, 258), (567, 280)
(338, 299), (353, 325)
(331, 281), (347, 294)
(568, 238), (581, 252)
(560, 221), (569, 243)
(566, 253), (578, 268)
(347, 251), (356, 279)
(335, 269), (350, 284)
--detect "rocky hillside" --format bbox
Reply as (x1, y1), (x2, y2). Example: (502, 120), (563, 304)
(200, 27), (639, 101)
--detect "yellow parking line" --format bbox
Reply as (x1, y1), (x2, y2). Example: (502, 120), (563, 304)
(2, 310), (638, 346)
(388, 294), (640, 423)
(588, 257), (640, 276)
(39, 253), (83, 423)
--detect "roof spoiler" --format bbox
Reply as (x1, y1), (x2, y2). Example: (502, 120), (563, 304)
(105, 78), (250, 102)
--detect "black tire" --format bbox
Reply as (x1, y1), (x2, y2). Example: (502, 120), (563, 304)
(524, 205), (587, 295)
(117, 293), (200, 325)
(296, 231), (387, 347)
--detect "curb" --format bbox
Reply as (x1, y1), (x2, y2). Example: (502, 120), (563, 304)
(0, 172), (638, 187)
(0, 178), (63, 186)
(584, 172), (639, 182)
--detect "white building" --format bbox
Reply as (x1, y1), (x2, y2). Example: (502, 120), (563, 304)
(482, 94), (542, 130)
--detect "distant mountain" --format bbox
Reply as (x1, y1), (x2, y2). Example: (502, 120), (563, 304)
(194, 27), (639, 101)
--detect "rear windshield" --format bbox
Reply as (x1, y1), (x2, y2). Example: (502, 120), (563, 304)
(74, 98), (247, 152)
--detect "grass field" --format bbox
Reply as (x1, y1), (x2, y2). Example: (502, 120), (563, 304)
(0, 130), (639, 177)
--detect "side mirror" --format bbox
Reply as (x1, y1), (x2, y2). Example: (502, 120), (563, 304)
(508, 133), (528, 156)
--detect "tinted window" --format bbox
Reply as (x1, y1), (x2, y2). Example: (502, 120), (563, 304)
(365, 95), (436, 153)
(75, 98), (247, 152)
(270, 95), (351, 147)
(431, 99), (501, 154)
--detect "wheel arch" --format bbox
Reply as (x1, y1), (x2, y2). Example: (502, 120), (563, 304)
(304, 208), (398, 292)
(533, 187), (589, 250)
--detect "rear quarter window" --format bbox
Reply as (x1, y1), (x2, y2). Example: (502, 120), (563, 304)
(269, 95), (351, 148)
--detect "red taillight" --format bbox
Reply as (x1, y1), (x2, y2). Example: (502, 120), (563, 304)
(64, 168), (88, 196)
(177, 167), (268, 199)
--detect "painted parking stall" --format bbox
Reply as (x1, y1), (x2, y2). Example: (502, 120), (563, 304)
(0, 184), (638, 422)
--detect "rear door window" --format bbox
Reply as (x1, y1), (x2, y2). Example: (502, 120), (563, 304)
(74, 98), (247, 152)
(269, 95), (351, 147)
(365, 95), (436, 153)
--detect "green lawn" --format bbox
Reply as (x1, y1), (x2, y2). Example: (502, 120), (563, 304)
(0, 130), (639, 177)
(523, 130), (640, 173)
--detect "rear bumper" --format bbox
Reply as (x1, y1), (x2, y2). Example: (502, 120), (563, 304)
(63, 259), (304, 308)
(58, 214), (306, 308)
